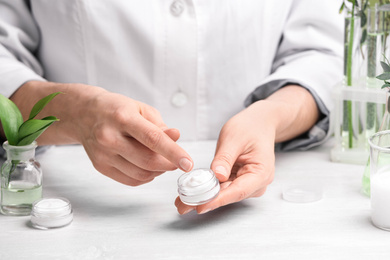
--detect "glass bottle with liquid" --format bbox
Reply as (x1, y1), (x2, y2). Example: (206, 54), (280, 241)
(0, 141), (42, 216)
(363, 89), (390, 196)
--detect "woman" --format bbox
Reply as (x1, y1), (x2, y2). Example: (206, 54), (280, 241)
(0, 0), (343, 214)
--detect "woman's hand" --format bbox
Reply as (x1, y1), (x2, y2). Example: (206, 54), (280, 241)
(175, 85), (319, 214)
(75, 89), (194, 186)
(175, 100), (276, 214)
(11, 81), (194, 186)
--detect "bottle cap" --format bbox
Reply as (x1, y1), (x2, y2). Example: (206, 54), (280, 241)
(31, 197), (73, 229)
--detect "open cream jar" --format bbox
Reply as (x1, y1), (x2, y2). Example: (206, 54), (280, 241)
(31, 197), (73, 229)
(177, 168), (220, 206)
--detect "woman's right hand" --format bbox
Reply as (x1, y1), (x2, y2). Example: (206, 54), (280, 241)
(12, 81), (194, 186)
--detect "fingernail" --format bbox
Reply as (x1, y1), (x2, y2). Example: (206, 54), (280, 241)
(179, 158), (193, 172)
(215, 165), (227, 176)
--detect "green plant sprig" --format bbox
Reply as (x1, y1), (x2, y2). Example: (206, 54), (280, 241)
(339, 0), (360, 14)
(376, 56), (390, 88)
(340, 0), (369, 47)
(0, 92), (61, 146)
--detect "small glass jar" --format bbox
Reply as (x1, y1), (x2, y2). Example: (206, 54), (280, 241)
(31, 197), (73, 229)
(1, 141), (42, 216)
(177, 168), (220, 206)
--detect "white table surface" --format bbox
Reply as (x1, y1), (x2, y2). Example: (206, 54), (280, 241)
(0, 139), (389, 259)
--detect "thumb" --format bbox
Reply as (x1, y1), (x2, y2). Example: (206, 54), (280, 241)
(211, 141), (239, 182)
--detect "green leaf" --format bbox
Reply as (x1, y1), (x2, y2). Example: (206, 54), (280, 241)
(18, 116), (58, 140)
(348, 0), (358, 7)
(29, 92), (61, 120)
(360, 10), (367, 27)
(377, 72), (390, 80)
(362, 0), (368, 11)
(17, 117), (58, 146)
(360, 29), (367, 45)
(17, 129), (48, 146)
(381, 61), (390, 72)
(339, 2), (345, 13)
(0, 94), (23, 145)
(382, 83), (390, 89)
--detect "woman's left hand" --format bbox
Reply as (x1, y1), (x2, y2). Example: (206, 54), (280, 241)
(175, 100), (276, 214)
(174, 85), (320, 214)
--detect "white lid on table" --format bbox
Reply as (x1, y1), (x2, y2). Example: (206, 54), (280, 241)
(282, 185), (323, 203)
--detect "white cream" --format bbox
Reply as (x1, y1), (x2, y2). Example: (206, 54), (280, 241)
(371, 166), (390, 230)
(31, 197), (73, 229)
(182, 169), (212, 187)
(178, 168), (220, 206)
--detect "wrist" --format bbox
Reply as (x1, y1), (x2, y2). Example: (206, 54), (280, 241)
(248, 85), (319, 143)
(245, 99), (280, 139)
(11, 81), (106, 145)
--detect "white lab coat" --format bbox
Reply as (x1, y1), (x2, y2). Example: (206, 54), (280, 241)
(0, 0), (343, 148)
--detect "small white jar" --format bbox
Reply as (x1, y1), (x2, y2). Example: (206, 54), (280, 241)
(177, 168), (220, 206)
(31, 197), (73, 229)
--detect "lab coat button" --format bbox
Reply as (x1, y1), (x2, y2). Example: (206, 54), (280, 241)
(171, 92), (188, 107)
(170, 0), (184, 16)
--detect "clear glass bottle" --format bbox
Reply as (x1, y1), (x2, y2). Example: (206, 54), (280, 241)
(363, 89), (390, 196)
(362, 4), (390, 196)
(342, 9), (364, 150)
(1, 141), (42, 216)
(365, 4), (390, 139)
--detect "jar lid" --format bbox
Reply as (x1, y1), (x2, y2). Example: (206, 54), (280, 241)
(31, 197), (73, 229)
(282, 185), (322, 203)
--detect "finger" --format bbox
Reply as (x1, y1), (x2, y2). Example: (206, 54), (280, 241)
(121, 137), (179, 172)
(110, 154), (165, 182)
(174, 197), (196, 215)
(196, 172), (266, 214)
(211, 139), (241, 182)
(86, 142), (169, 182)
(138, 102), (168, 128)
(175, 182), (233, 215)
(139, 105), (181, 142)
(163, 128), (180, 142)
(129, 116), (193, 172)
(99, 165), (153, 186)
(94, 129), (179, 172)
(220, 180), (233, 190)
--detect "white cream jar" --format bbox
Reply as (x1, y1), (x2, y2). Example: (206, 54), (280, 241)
(177, 168), (220, 206)
(31, 197), (73, 229)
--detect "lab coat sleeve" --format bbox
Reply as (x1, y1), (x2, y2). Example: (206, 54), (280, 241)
(244, 0), (344, 151)
(0, 0), (45, 98)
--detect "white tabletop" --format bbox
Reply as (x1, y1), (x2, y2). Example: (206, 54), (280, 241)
(0, 139), (389, 259)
